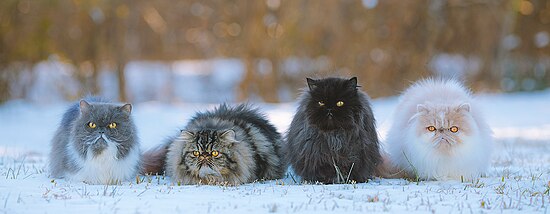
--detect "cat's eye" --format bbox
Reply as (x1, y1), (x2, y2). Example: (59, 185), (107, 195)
(318, 101), (325, 106)
(88, 122), (96, 129)
(336, 101), (344, 107)
(450, 126), (459, 133)
(211, 150), (219, 157)
(427, 126), (436, 132)
(192, 151), (200, 157)
(108, 122), (117, 129)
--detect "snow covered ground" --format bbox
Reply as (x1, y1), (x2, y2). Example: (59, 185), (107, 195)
(1, 90), (550, 213)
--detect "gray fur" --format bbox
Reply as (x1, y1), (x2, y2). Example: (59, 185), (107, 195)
(49, 99), (140, 183)
(165, 104), (286, 185)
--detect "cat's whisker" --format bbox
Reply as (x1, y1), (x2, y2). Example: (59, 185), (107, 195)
(387, 78), (492, 181)
(50, 99), (139, 185)
(448, 140), (457, 146)
(206, 161), (219, 172)
(84, 136), (101, 145)
(194, 162), (202, 170)
(207, 162), (223, 177)
(109, 136), (131, 142)
(286, 77), (380, 184)
(162, 104), (285, 185)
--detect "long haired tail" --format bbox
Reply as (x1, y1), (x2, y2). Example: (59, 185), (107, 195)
(374, 151), (411, 179)
(141, 144), (169, 175)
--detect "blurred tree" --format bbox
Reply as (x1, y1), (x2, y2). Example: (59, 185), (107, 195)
(1, 0), (549, 103)
(432, 0), (511, 90)
(49, 0), (103, 97)
(508, 0), (550, 91)
(0, 0), (54, 102)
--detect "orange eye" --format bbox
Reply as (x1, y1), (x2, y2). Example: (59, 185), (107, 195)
(88, 122), (96, 129)
(192, 151), (200, 157)
(450, 126), (459, 133)
(211, 150), (219, 157)
(108, 122), (117, 129)
(318, 101), (325, 107)
(427, 126), (436, 132)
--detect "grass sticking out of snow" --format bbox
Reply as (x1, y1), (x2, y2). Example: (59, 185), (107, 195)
(0, 139), (549, 213)
(1, 91), (550, 213)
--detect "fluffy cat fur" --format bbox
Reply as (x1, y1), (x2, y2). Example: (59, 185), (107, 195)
(49, 99), (140, 184)
(155, 104), (286, 185)
(283, 77), (381, 183)
(386, 78), (493, 181)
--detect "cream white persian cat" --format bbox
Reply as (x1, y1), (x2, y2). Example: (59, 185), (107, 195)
(386, 78), (492, 181)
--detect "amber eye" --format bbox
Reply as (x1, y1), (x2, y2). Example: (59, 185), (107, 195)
(192, 151), (200, 157)
(211, 150), (219, 157)
(108, 122), (117, 129)
(336, 101), (344, 107)
(450, 126), (459, 133)
(318, 101), (325, 106)
(427, 126), (436, 132)
(88, 122), (96, 129)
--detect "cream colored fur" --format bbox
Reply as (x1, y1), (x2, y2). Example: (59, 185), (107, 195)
(386, 79), (493, 181)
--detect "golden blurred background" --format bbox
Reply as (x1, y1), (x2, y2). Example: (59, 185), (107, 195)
(1, 0), (549, 103)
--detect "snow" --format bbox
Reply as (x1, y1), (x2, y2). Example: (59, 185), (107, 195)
(1, 90), (550, 213)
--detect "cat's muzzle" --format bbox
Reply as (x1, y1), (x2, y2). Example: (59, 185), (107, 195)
(91, 136), (108, 156)
(326, 109), (334, 119)
(432, 138), (455, 150)
(198, 165), (222, 178)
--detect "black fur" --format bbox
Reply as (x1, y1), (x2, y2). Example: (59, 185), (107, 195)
(284, 77), (381, 183)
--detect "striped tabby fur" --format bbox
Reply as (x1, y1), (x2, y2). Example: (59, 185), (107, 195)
(163, 104), (286, 185)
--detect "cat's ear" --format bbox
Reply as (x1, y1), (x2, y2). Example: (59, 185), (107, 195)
(120, 104), (132, 114)
(348, 77), (358, 88)
(457, 103), (470, 113)
(79, 100), (91, 114)
(306, 78), (318, 91)
(180, 130), (195, 140)
(417, 104), (429, 114)
(221, 129), (237, 142)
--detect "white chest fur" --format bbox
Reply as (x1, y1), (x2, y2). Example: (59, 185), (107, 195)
(399, 128), (490, 180)
(66, 138), (139, 184)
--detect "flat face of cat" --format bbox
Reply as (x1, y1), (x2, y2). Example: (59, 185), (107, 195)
(414, 103), (474, 153)
(73, 100), (134, 157)
(305, 77), (361, 131)
(180, 129), (237, 183)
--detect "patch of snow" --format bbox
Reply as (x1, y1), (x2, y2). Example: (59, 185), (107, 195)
(1, 90), (550, 213)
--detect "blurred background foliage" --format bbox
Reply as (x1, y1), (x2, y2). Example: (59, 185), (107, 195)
(1, 0), (549, 103)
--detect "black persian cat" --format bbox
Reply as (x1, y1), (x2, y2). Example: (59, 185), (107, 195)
(283, 77), (381, 183)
